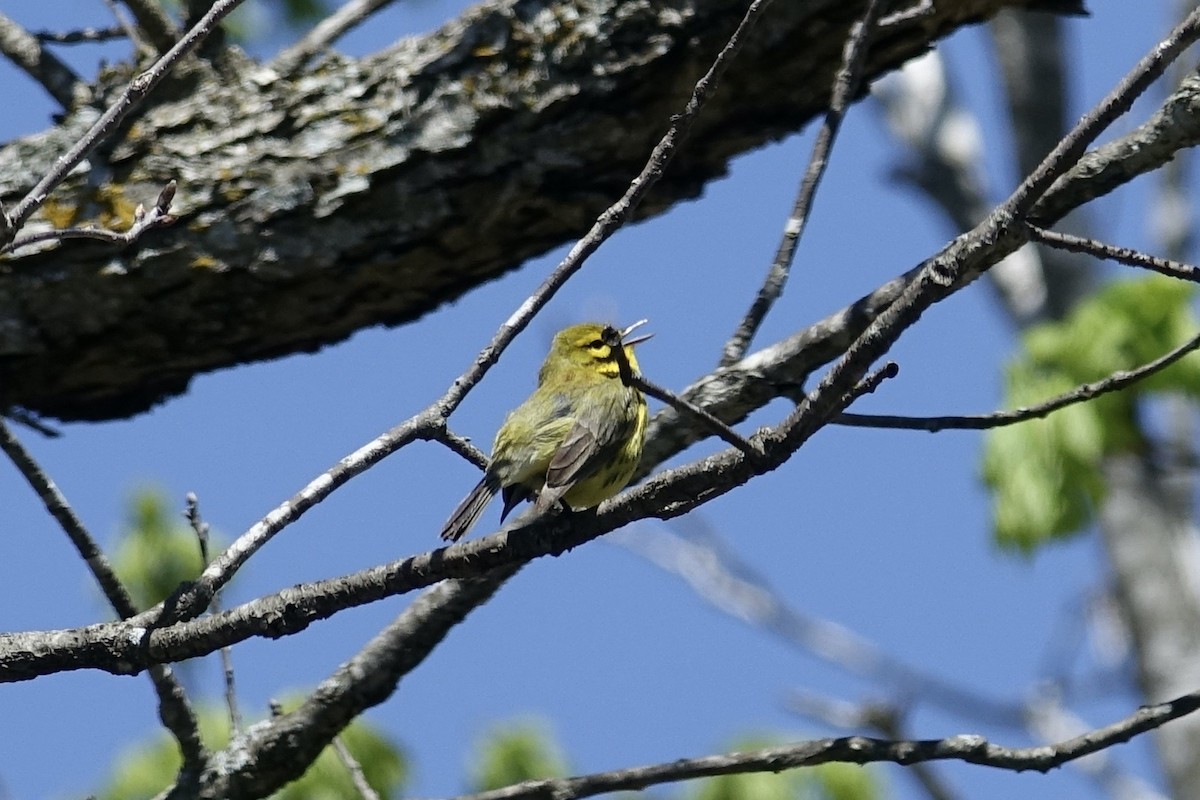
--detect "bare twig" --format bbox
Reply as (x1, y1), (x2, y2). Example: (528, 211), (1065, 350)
(34, 25), (127, 45)
(839, 361), (898, 406)
(2, 408), (61, 438)
(273, 0), (401, 75)
(0, 417), (205, 771)
(1023, 690), (1171, 800)
(835, 329), (1200, 432)
(2, 180), (177, 255)
(2, 0), (246, 245)
(605, 324), (762, 460)
(444, 690), (1200, 800)
(630, 371), (763, 461)
(720, 0), (891, 366)
(436, 429), (489, 470)
(185, 493), (241, 734)
(116, 0), (180, 53)
(0, 11), (88, 108)
(332, 737), (383, 800)
(1025, 223), (1200, 282)
(439, 0), (775, 413)
(101, 0), (148, 54)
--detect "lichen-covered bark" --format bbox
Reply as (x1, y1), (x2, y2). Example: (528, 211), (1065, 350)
(0, 0), (1079, 420)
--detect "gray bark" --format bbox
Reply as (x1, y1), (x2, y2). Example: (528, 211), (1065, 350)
(0, 0), (1080, 421)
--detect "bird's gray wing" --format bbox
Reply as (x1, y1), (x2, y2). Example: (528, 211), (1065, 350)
(544, 419), (602, 493)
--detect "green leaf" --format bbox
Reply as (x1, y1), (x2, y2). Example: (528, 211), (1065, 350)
(469, 719), (569, 791)
(982, 275), (1199, 550)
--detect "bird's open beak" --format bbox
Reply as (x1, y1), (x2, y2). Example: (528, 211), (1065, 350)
(620, 319), (654, 347)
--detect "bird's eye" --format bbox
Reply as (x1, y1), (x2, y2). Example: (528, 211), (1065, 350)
(588, 339), (606, 350)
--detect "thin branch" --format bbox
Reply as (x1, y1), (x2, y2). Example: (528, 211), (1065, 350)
(1023, 690), (1171, 800)
(605, 325), (762, 461)
(719, 0), (891, 366)
(273, 0), (401, 76)
(102, 0), (148, 54)
(879, 0), (933, 27)
(1025, 223), (1200, 282)
(629, 371), (762, 461)
(160, 410), (446, 624)
(1007, 6), (1200, 218)
(2, 0), (247, 245)
(117, 0), (180, 53)
(0, 420), (139, 620)
(34, 26), (127, 45)
(782, 7), (1200, 481)
(2, 408), (61, 438)
(0, 417), (205, 771)
(840, 360), (898, 406)
(438, 0), (776, 414)
(185, 493), (241, 735)
(435, 428), (489, 470)
(835, 329), (1200, 432)
(0, 11), (87, 108)
(445, 690), (1200, 800)
(332, 737), (383, 800)
(2, 180), (177, 255)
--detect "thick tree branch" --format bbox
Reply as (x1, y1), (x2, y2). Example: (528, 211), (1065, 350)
(1, 0), (245, 243)
(0, 0), (1085, 421)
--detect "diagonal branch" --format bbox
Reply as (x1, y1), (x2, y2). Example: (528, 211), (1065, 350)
(272, 0), (402, 75)
(445, 690), (1200, 800)
(0, 418), (205, 772)
(719, 0), (891, 366)
(1025, 223), (1200, 282)
(836, 328), (1200, 432)
(0, 11), (87, 108)
(118, 0), (180, 53)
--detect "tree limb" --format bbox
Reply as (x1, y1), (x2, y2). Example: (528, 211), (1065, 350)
(446, 690), (1200, 800)
(0, 0), (1085, 421)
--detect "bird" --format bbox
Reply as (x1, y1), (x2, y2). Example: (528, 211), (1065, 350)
(440, 321), (651, 542)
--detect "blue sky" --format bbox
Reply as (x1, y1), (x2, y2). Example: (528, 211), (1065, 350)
(0, 2), (1191, 799)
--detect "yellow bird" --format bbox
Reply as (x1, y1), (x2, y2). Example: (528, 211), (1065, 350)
(440, 321), (651, 542)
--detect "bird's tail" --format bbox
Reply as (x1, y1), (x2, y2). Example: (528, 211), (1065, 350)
(440, 475), (500, 542)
